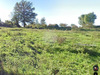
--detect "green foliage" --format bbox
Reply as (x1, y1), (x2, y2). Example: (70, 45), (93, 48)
(84, 12), (96, 25)
(78, 12), (97, 28)
(11, 12), (21, 27)
(0, 28), (100, 74)
(26, 24), (47, 29)
(60, 23), (67, 27)
(35, 19), (40, 25)
(47, 24), (59, 29)
(71, 24), (78, 30)
(26, 23), (72, 30)
(4, 20), (14, 27)
(13, 0), (37, 27)
(56, 36), (66, 44)
(40, 17), (46, 25)
(0, 19), (1, 23)
(78, 15), (85, 26)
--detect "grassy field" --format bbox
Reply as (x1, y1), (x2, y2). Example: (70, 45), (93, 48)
(0, 27), (100, 75)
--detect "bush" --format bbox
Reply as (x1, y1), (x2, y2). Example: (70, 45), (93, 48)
(59, 23), (67, 27)
(71, 24), (78, 30)
(25, 24), (33, 28)
(56, 36), (66, 44)
(26, 24), (47, 29)
(53, 36), (66, 44)
(66, 26), (71, 30)
(47, 24), (59, 29)
(0, 20), (14, 27)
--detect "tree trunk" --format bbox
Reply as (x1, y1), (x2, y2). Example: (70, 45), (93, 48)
(17, 23), (21, 27)
(16, 21), (21, 27)
(23, 21), (26, 27)
(15, 19), (21, 27)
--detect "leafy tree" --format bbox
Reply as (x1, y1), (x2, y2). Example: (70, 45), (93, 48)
(78, 12), (96, 28)
(0, 19), (1, 23)
(71, 24), (78, 28)
(35, 19), (40, 25)
(0, 19), (3, 26)
(0, 19), (2, 25)
(84, 12), (96, 26)
(60, 23), (67, 27)
(47, 24), (59, 29)
(4, 20), (13, 27)
(40, 17), (46, 25)
(13, 0), (37, 27)
(71, 24), (78, 30)
(11, 13), (21, 27)
(78, 15), (85, 26)
(54, 24), (59, 28)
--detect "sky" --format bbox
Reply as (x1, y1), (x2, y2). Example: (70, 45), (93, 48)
(0, 0), (100, 26)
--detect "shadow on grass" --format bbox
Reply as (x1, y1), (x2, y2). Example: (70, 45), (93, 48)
(10, 29), (23, 31)
(47, 47), (65, 54)
(49, 47), (100, 63)
(48, 46), (100, 57)
(0, 60), (9, 75)
(0, 60), (32, 75)
(0, 60), (19, 75)
(70, 48), (100, 57)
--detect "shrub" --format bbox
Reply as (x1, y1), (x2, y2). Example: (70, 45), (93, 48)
(26, 24), (47, 29)
(59, 23), (67, 27)
(1, 20), (14, 27)
(71, 24), (78, 30)
(53, 36), (66, 44)
(57, 36), (66, 44)
(47, 24), (59, 29)
(66, 26), (71, 30)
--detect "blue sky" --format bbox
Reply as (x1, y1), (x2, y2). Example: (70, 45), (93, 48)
(0, 0), (100, 26)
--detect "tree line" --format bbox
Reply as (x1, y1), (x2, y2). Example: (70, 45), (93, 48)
(0, 0), (98, 30)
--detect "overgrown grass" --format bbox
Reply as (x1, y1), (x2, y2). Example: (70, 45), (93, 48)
(0, 27), (100, 75)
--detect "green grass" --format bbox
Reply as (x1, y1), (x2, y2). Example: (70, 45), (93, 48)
(0, 27), (100, 75)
